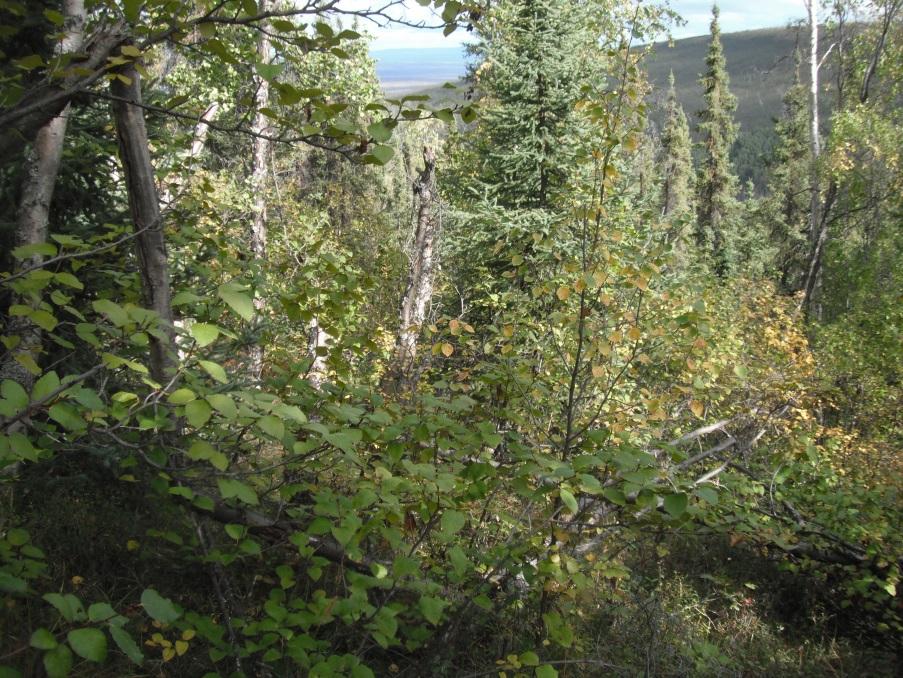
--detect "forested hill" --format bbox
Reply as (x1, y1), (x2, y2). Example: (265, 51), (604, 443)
(391, 26), (821, 186)
(646, 26), (809, 136)
(644, 25), (823, 187)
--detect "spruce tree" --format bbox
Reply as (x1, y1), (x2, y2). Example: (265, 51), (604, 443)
(696, 4), (740, 274)
(660, 71), (695, 221)
(467, 0), (596, 209)
(762, 50), (811, 291)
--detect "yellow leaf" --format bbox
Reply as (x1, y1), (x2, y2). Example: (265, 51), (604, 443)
(600, 293), (613, 307)
(181, 629), (196, 641)
(449, 319), (461, 335)
(502, 324), (514, 338)
(592, 364), (604, 378)
(126, 539), (139, 551)
(689, 400), (704, 418)
(627, 327), (642, 341)
(441, 343), (454, 357)
(574, 278), (587, 293)
(162, 646), (176, 662)
(557, 286), (571, 301)
(634, 276), (649, 291)
(175, 640), (189, 656)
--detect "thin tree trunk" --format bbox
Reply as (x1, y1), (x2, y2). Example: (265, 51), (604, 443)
(807, 0), (821, 250)
(1, 0), (86, 389)
(111, 57), (175, 383)
(249, 0), (271, 380)
(387, 147), (440, 389)
(801, 0), (824, 317)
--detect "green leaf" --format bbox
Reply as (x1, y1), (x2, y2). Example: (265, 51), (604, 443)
(43, 644), (73, 678)
(92, 299), (129, 327)
(206, 393), (237, 418)
(29, 628), (57, 650)
(559, 488), (578, 514)
(1, 379), (29, 411)
(368, 144), (394, 165)
(140, 588), (181, 624)
(218, 286), (255, 321)
(198, 360), (228, 384)
(185, 399), (212, 428)
(29, 310), (58, 332)
(519, 651), (540, 666)
(187, 440), (215, 461)
(217, 478), (259, 505)
(48, 403), (86, 431)
(43, 593), (84, 622)
(167, 388), (196, 405)
(31, 370), (61, 402)
(0, 571), (27, 594)
(190, 323), (220, 347)
(4, 528), (26, 549)
(439, 510), (466, 539)
(54, 272), (83, 290)
(122, 0), (142, 22)
(418, 596), (446, 626)
(536, 666), (559, 678)
(12, 242), (56, 259)
(695, 486), (718, 505)
(663, 493), (688, 518)
(87, 602), (116, 622)
(367, 120), (393, 142)
(109, 625), (143, 665)
(67, 628), (107, 663)
(257, 414), (284, 439)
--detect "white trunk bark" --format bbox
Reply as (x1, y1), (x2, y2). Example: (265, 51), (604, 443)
(1, 0), (86, 389)
(390, 147), (440, 386)
(249, 1), (271, 380)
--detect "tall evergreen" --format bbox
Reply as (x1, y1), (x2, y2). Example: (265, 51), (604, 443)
(467, 0), (596, 209)
(762, 50), (811, 291)
(696, 4), (740, 273)
(660, 71), (695, 221)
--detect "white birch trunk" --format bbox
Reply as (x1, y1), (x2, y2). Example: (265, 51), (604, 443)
(1, 0), (86, 389)
(389, 147), (440, 388)
(249, 1), (271, 380)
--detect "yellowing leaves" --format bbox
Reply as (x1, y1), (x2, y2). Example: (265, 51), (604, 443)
(689, 400), (705, 418)
(441, 343), (454, 357)
(556, 286), (571, 301)
(591, 364), (605, 378)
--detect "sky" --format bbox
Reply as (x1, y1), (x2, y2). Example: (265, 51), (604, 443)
(361, 0), (809, 51)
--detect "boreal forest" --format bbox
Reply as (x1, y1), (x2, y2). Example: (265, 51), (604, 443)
(0, 0), (901, 675)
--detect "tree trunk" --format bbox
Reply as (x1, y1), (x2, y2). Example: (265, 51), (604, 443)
(111, 57), (175, 383)
(387, 147), (440, 389)
(249, 1), (271, 380)
(0, 0), (86, 390)
(0, 23), (126, 162)
(801, 0), (823, 317)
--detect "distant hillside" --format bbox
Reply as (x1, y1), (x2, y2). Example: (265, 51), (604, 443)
(384, 26), (828, 188)
(644, 25), (829, 187)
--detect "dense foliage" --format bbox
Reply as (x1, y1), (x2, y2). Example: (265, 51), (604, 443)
(0, 0), (900, 676)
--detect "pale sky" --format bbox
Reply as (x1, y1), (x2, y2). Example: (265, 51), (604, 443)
(360, 0), (809, 51)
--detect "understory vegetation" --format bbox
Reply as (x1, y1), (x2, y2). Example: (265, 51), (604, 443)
(0, 0), (900, 676)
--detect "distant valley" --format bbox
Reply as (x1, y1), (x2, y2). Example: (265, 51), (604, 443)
(373, 26), (820, 186)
